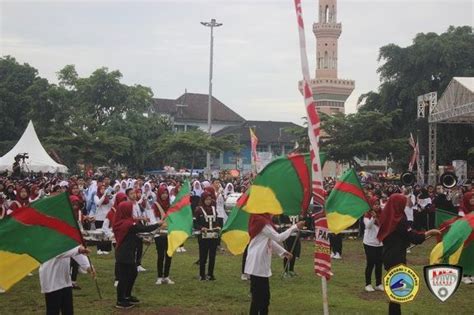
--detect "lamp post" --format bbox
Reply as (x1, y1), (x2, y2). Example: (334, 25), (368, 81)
(201, 18), (223, 179)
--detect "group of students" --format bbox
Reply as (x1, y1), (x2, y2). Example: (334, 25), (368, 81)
(2, 174), (473, 314)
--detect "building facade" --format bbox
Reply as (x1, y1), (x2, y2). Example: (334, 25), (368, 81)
(151, 92), (245, 133)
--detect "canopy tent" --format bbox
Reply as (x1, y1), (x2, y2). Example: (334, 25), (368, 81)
(0, 121), (68, 173)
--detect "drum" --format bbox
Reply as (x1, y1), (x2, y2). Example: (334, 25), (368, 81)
(224, 193), (242, 213)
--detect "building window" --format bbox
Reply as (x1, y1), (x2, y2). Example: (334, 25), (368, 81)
(324, 51), (328, 69)
(325, 5), (329, 23)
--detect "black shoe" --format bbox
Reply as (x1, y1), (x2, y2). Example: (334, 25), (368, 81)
(199, 276), (207, 281)
(207, 275), (216, 281)
(126, 296), (140, 304)
(115, 301), (135, 309)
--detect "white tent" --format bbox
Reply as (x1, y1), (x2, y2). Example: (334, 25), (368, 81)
(0, 121), (68, 173)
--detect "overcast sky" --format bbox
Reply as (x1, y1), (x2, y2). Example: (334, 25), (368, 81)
(1, 0), (472, 125)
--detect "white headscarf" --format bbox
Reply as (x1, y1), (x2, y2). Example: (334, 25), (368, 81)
(201, 180), (211, 188)
(224, 183), (234, 197)
(192, 180), (203, 197)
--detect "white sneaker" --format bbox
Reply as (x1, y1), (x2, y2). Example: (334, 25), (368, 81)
(114, 281), (119, 287)
(330, 252), (335, 258)
(241, 273), (249, 281)
(180, 247), (187, 252)
(375, 284), (384, 292)
(97, 250), (103, 255)
(462, 277), (473, 284)
(101, 251), (109, 255)
(0, 288), (5, 294)
(164, 277), (175, 284)
(155, 278), (163, 285)
(406, 249), (411, 254)
(333, 253), (342, 260)
(365, 284), (375, 292)
(27, 273), (33, 277)
(137, 265), (147, 272)
(176, 247), (182, 253)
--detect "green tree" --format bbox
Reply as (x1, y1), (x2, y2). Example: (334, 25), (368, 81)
(320, 111), (408, 169)
(155, 130), (240, 171)
(359, 26), (474, 166)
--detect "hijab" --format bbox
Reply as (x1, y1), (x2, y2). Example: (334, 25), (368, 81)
(249, 214), (274, 239)
(377, 194), (407, 241)
(96, 184), (110, 205)
(16, 186), (30, 207)
(224, 183), (235, 197)
(460, 192), (474, 214)
(192, 180), (203, 197)
(113, 201), (135, 249)
(364, 196), (381, 220)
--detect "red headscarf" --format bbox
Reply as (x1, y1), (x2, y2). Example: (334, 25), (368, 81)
(249, 214), (274, 240)
(365, 196), (380, 219)
(107, 192), (127, 225)
(16, 186), (30, 207)
(197, 192), (214, 215)
(204, 186), (216, 199)
(29, 185), (40, 201)
(97, 184), (110, 205)
(460, 192), (474, 215)
(113, 201), (135, 248)
(377, 194), (407, 241)
(154, 186), (170, 217)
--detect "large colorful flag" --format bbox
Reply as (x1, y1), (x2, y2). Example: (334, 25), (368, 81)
(325, 169), (370, 234)
(166, 180), (193, 257)
(221, 192), (250, 255)
(430, 213), (474, 265)
(250, 127), (259, 172)
(313, 209), (333, 279)
(0, 193), (82, 291)
(243, 153), (326, 216)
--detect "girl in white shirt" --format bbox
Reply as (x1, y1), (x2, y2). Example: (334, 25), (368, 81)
(245, 214), (305, 315)
(363, 197), (383, 292)
(94, 184), (113, 254)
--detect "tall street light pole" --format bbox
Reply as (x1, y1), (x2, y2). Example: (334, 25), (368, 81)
(201, 18), (222, 179)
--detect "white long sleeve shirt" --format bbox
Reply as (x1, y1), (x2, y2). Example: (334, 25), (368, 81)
(245, 224), (297, 277)
(39, 246), (90, 293)
(363, 217), (382, 247)
(94, 195), (112, 221)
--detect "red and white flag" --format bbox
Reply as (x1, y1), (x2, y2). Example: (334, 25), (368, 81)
(408, 133), (418, 172)
(313, 209), (333, 279)
(293, 0), (330, 279)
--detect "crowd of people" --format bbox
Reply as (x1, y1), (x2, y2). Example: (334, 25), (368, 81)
(1, 173), (473, 314)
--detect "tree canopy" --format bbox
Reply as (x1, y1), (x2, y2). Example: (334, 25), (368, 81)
(0, 56), (236, 174)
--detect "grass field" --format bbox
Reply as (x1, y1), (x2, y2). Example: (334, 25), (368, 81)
(1, 237), (473, 314)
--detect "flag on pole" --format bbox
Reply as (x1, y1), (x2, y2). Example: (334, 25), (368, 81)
(0, 193), (82, 291)
(250, 127), (259, 172)
(430, 213), (474, 265)
(408, 133), (417, 172)
(221, 192), (251, 255)
(313, 209), (333, 279)
(243, 153), (326, 216)
(166, 180), (193, 257)
(325, 169), (370, 234)
(293, 0), (330, 283)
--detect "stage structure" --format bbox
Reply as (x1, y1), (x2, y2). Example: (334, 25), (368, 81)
(417, 77), (474, 185)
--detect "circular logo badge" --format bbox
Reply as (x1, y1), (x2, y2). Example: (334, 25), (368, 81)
(384, 264), (420, 303)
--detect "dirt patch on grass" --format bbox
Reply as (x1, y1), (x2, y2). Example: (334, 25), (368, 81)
(356, 291), (386, 301)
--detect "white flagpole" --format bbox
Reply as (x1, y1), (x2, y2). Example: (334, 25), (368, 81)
(321, 277), (329, 315)
(293, 1), (329, 313)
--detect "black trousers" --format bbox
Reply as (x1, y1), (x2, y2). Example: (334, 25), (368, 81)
(283, 236), (301, 272)
(94, 221), (112, 252)
(136, 239), (143, 266)
(363, 244), (382, 286)
(45, 287), (73, 315)
(70, 259), (78, 282)
(242, 245), (249, 274)
(198, 237), (218, 278)
(329, 233), (343, 255)
(250, 275), (270, 315)
(116, 263), (137, 302)
(155, 236), (172, 278)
